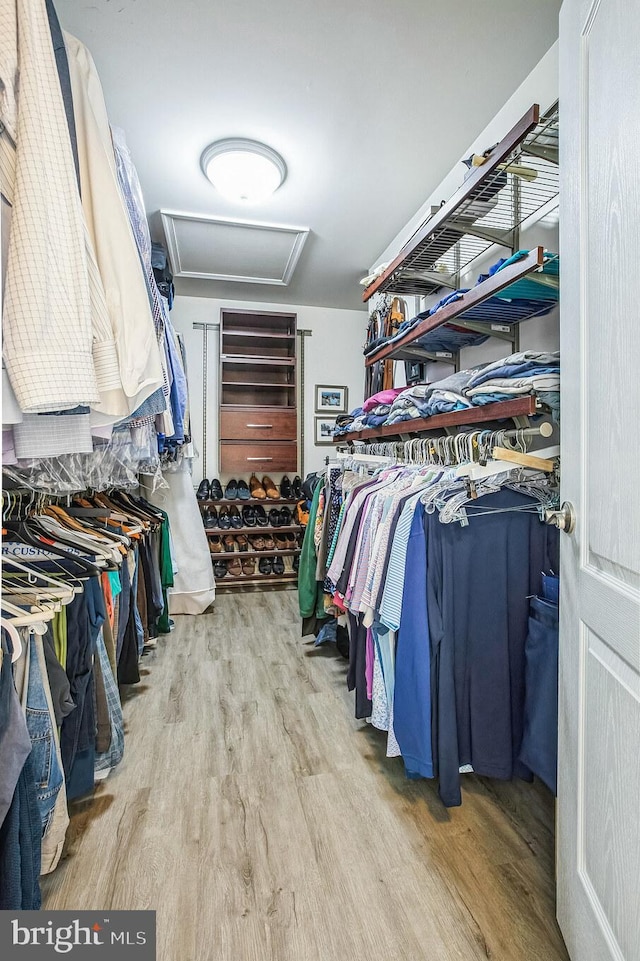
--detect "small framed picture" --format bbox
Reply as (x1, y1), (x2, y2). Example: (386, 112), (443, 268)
(315, 416), (338, 446)
(315, 385), (348, 414)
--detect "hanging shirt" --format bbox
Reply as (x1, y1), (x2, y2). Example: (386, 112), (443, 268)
(63, 32), (166, 418)
(393, 502), (434, 780)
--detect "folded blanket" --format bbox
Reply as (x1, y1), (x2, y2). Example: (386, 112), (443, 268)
(465, 374), (560, 397)
(422, 390), (473, 415)
(466, 351), (560, 389)
(362, 413), (389, 428)
(471, 389), (560, 423)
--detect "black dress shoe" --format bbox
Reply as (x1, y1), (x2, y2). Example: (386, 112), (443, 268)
(237, 480), (250, 500)
(280, 475), (292, 498)
(196, 479), (210, 500)
(229, 506), (242, 529)
(255, 506), (268, 527)
(218, 507), (231, 530)
(258, 557), (272, 575)
(213, 560), (228, 578)
(242, 506), (257, 527)
(225, 479), (238, 499)
(280, 507), (292, 526)
(268, 508), (282, 528)
(210, 479), (224, 501)
(292, 475), (302, 498)
(272, 555), (285, 575)
(203, 507), (218, 529)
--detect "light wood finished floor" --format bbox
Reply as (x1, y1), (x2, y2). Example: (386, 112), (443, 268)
(42, 591), (569, 961)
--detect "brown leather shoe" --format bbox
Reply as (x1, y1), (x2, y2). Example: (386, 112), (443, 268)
(249, 475), (267, 500)
(275, 534), (288, 550)
(236, 534), (249, 552)
(241, 557), (256, 575)
(209, 536), (223, 553)
(223, 534), (236, 552)
(262, 475), (280, 499)
(263, 534), (275, 550)
(228, 557), (242, 576)
(250, 535), (265, 551)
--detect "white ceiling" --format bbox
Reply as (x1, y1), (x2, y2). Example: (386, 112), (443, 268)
(55, 0), (561, 311)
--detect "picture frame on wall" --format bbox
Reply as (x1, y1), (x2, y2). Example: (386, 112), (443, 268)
(315, 385), (348, 414)
(314, 416), (338, 446)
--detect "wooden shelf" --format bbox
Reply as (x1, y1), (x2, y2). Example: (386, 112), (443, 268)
(214, 571), (298, 588)
(365, 248), (549, 366)
(363, 103), (559, 300)
(221, 355), (296, 366)
(198, 497), (301, 507)
(222, 381), (295, 388)
(209, 548), (302, 560)
(223, 331), (295, 341)
(205, 525), (302, 536)
(333, 396), (538, 442)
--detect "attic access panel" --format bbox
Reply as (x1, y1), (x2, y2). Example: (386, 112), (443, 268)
(160, 211), (309, 286)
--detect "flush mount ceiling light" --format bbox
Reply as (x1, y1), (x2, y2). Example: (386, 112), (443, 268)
(200, 138), (287, 203)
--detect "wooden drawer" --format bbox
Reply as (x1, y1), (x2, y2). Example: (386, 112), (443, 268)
(220, 442), (298, 474)
(220, 408), (297, 441)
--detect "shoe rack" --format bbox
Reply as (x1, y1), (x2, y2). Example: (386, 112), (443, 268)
(198, 477), (304, 591)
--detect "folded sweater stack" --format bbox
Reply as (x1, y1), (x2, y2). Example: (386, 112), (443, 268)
(333, 350), (560, 438)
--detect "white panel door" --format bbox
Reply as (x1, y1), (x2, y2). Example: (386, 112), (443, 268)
(558, 1), (640, 960)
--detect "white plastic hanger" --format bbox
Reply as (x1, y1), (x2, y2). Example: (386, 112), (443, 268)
(1, 598), (57, 626)
(2, 555), (77, 602)
(0, 616), (23, 662)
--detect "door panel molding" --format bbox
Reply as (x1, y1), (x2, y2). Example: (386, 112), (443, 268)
(578, 634), (640, 959)
(579, 569), (640, 670)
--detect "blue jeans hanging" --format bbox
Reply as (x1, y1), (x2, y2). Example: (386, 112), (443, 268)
(25, 634), (65, 836)
(519, 582), (559, 794)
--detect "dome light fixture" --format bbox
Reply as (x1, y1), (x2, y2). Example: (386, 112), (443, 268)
(200, 138), (287, 203)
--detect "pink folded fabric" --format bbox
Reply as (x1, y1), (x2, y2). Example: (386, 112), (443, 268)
(362, 387), (406, 412)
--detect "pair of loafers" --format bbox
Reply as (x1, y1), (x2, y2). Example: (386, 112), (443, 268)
(215, 506), (243, 530)
(268, 507), (292, 528)
(249, 475), (280, 500)
(224, 479), (250, 500)
(197, 478), (224, 501)
(279, 475), (302, 499)
(250, 534), (275, 551)
(241, 505), (268, 528)
(258, 556), (285, 575)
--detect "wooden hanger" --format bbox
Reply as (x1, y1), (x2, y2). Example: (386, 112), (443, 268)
(491, 446), (555, 473)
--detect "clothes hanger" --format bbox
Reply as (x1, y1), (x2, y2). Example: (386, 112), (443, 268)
(1, 597), (57, 626)
(0, 617), (23, 663)
(2, 555), (77, 602)
(31, 515), (114, 566)
(4, 518), (104, 576)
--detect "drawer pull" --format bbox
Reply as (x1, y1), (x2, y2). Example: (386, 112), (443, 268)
(246, 423), (273, 429)
(246, 457), (273, 461)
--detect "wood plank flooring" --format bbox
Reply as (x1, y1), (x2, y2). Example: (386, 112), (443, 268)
(42, 591), (569, 961)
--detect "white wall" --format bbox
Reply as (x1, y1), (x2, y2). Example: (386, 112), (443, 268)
(373, 42), (559, 271)
(171, 295), (367, 483)
(373, 40), (560, 385)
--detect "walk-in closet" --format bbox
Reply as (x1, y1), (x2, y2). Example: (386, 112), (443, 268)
(1, 2), (638, 961)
